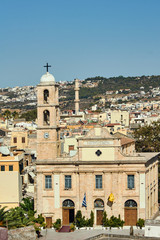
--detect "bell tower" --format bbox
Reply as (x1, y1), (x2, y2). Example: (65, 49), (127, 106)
(37, 64), (60, 161)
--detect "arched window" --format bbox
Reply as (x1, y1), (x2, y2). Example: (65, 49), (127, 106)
(62, 199), (75, 207)
(94, 199), (104, 208)
(125, 199), (137, 208)
(43, 110), (50, 125)
(44, 89), (49, 103)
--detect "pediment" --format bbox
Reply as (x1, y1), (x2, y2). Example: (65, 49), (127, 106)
(85, 125), (114, 139)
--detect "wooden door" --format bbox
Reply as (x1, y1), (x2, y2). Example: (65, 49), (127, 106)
(63, 209), (69, 225)
(124, 208), (137, 226)
(46, 217), (52, 228)
(97, 210), (103, 225)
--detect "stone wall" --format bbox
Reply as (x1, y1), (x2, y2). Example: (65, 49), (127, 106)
(8, 226), (36, 240)
(0, 227), (8, 240)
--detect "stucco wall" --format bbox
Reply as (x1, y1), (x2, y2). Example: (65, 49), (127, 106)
(0, 171), (22, 209)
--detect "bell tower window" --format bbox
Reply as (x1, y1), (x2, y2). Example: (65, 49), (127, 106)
(44, 89), (49, 103)
(43, 110), (50, 125)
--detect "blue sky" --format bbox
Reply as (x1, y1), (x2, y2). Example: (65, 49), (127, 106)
(0, 0), (160, 87)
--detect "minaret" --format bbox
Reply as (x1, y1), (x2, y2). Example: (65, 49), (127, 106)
(36, 64), (60, 161)
(74, 78), (80, 114)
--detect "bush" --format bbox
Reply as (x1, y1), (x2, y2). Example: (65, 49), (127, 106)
(75, 210), (94, 228)
(34, 214), (45, 224)
(136, 218), (144, 229)
(108, 215), (124, 228)
(53, 218), (61, 230)
(102, 213), (124, 228)
(103, 211), (109, 227)
(41, 222), (47, 229)
(75, 210), (85, 228)
(89, 211), (94, 227)
(70, 223), (75, 231)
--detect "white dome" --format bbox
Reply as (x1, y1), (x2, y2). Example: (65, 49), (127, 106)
(40, 72), (55, 83)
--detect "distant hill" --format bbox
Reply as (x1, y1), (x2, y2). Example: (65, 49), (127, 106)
(60, 75), (160, 101)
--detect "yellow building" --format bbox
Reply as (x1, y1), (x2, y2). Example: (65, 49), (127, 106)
(0, 148), (24, 209)
(111, 110), (129, 127)
(11, 130), (28, 149)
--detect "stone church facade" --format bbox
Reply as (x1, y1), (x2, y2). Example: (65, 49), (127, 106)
(35, 70), (159, 227)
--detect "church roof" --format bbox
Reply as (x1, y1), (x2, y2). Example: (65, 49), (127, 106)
(113, 132), (135, 145)
(40, 72), (55, 84)
(84, 125), (114, 139)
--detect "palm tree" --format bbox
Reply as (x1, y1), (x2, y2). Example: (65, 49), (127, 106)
(0, 206), (8, 226)
(12, 111), (19, 119)
(20, 197), (35, 217)
(5, 207), (33, 229)
(3, 110), (11, 120)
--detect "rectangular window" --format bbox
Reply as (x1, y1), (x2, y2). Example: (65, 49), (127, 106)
(1, 165), (5, 171)
(13, 137), (17, 143)
(65, 175), (72, 189)
(69, 145), (74, 152)
(45, 175), (52, 189)
(128, 175), (134, 189)
(95, 175), (102, 189)
(22, 137), (25, 143)
(9, 165), (13, 171)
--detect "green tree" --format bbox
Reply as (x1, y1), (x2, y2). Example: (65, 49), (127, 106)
(5, 207), (33, 229)
(12, 111), (19, 119)
(0, 206), (8, 224)
(20, 197), (35, 218)
(133, 121), (160, 152)
(34, 214), (45, 224)
(20, 109), (37, 121)
(3, 110), (12, 119)
(75, 210), (86, 228)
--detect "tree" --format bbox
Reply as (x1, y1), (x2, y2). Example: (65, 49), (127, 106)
(20, 109), (37, 121)
(3, 110), (12, 119)
(133, 121), (160, 152)
(12, 111), (19, 119)
(20, 197), (35, 218)
(0, 206), (8, 225)
(5, 207), (33, 229)
(89, 211), (94, 227)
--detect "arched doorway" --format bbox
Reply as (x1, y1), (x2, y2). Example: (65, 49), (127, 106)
(62, 199), (75, 225)
(124, 199), (137, 226)
(94, 199), (104, 225)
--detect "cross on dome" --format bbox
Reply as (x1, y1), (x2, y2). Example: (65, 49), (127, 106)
(44, 63), (51, 72)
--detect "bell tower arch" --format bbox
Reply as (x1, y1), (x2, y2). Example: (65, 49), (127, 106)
(37, 66), (60, 161)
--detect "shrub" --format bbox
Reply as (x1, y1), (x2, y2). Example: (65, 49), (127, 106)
(75, 210), (94, 228)
(108, 215), (124, 228)
(41, 222), (47, 229)
(34, 214), (45, 224)
(102, 213), (124, 228)
(53, 218), (61, 230)
(103, 211), (109, 227)
(70, 223), (75, 231)
(75, 210), (85, 228)
(136, 218), (144, 229)
(89, 211), (94, 227)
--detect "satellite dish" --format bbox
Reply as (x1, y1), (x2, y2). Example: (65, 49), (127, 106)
(0, 146), (10, 156)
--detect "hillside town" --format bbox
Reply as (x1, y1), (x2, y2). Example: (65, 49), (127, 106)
(0, 70), (160, 239)
(1, 0), (160, 238)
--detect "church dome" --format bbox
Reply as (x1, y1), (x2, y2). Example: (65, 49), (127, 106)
(40, 72), (55, 83)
